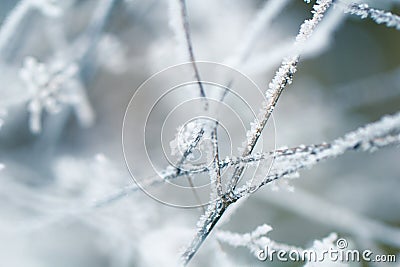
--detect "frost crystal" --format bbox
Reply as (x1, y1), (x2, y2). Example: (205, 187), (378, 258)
(243, 0), (333, 154)
(19, 57), (91, 134)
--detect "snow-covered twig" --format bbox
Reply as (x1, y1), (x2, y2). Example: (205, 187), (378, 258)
(217, 225), (345, 266)
(17, 111), (400, 235)
(243, 2), (347, 75)
(182, 1), (334, 264)
(228, 0), (334, 191)
(239, 111), (400, 195)
(344, 3), (400, 31)
(210, 125), (222, 197)
(216, 224), (303, 257)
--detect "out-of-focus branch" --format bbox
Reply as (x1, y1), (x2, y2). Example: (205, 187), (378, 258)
(0, 0), (62, 57)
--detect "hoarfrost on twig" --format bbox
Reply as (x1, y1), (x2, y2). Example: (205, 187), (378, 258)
(345, 3), (400, 31)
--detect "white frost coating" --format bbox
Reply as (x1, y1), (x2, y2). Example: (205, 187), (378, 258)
(243, 3), (347, 75)
(169, 120), (209, 158)
(161, 111), (400, 189)
(217, 224), (306, 258)
(216, 224), (273, 255)
(249, 111), (400, 192)
(218, 227), (345, 266)
(243, 0), (333, 154)
(160, 165), (177, 180)
(304, 233), (348, 267)
(345, 3), (400, 31)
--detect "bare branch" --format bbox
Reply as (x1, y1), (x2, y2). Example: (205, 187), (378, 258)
(176, 0), (207, 103)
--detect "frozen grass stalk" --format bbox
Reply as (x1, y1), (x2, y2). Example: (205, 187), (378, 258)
(181, 1), (334, 265)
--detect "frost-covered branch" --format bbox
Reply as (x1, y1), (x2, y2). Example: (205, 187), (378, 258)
(18, 111), (400, 236)
(228, 0), (334, 191)
(216, 224), (304, 257)
(169, 110), (400, 185)
(182, 1), (334, 264)
(243, 2), (347, 75)
(181, 198), (229, 265)
(181, 109), (398, 264)
(344, 3), (400, 31)
(210, 125), (223, 197)
(218, 226), (343, 266)
(239, 111), (400, 195)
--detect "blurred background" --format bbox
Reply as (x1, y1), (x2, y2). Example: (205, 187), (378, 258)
(0, 0), (399, 266)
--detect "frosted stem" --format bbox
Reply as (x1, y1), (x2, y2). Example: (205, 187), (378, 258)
(228, 0), (334, 191)
(210, 124), (223, 197)
(242, 111), (400, 194)
(343, 2), (400, 31)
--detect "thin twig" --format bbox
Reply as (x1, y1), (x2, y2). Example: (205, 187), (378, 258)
(210, 123), (223, 197)
(19, 111), (400, 234)
(228, 0), (335, 191)
(178, 0), (208, 105)
(181, 1), (335, 264)
(342, 2), (400, 31)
